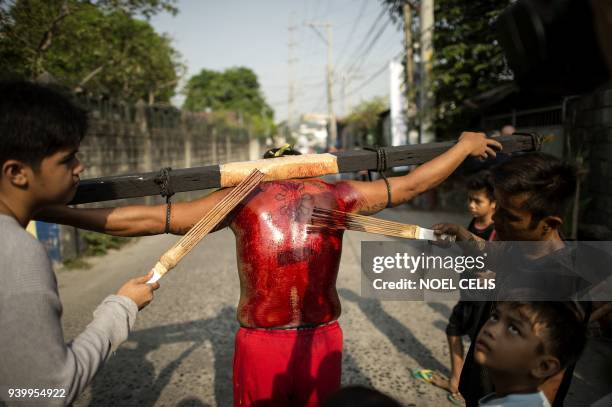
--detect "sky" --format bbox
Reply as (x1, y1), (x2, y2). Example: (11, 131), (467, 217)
(149, 0), (404, 123)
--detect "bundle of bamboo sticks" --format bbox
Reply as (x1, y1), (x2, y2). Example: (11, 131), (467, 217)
(308, 207), (454, 242)
(147, 169), (265, 284)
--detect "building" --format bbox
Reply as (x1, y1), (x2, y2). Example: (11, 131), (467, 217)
(294, 113), (329, 153)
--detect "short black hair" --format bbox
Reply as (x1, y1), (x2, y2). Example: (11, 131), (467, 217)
(501, 301), (587, 371)
(263, 145), (302, 159)
(492, 153), (576, 223)
(0, 81), (87, 168)
(467, 170), (495, 201)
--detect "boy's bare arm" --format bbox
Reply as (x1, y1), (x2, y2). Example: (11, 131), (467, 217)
(344, 132), (502, 215)
(35, 188), (233, 236)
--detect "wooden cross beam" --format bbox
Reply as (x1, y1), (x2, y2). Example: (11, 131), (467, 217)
(70, 134), (540, 205)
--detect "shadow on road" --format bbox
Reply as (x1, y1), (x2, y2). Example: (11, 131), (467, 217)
(432, 319), (448, 333)
(85, 305), (375, 406)
(342, 351), (374, 388)
(339, 288), (449, 376)
(86, 306), (237, 406)
(426, 302), (452, 320)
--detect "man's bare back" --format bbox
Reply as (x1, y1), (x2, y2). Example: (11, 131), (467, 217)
(231, 178), (362, 328)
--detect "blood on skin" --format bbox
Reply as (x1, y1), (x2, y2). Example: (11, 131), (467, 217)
(230, 178), (361, 328)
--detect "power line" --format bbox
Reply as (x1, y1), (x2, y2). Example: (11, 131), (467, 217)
(288, 20), (298, 127)
(270, 91), (324, 107)
(334, 0), (368, 68)
(264, 80), (326, 89)
(336, 7), (387, 75)
(343, 14), (390, 77)
(309, 0), (354, 22)
(346, 51), (404, 97)
(307, 89), (327, 113)
(305, 22), (338, 148)
(300, 0), (320, 74)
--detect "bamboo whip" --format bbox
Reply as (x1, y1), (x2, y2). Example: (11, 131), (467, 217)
(309, 207), (455, 242)
(147, 169), (265, 284)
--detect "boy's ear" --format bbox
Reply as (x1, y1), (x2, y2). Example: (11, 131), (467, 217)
(543, 215), (563, 231)
(2, 160), (30, 188)
(531, 355), (561, 380)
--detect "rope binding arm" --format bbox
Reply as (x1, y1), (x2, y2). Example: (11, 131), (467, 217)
(154, 167), (175, 234)
(363, 146), (392, 209)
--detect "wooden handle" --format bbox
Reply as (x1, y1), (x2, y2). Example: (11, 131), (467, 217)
(152, 247), (181, 280)
(152, 261), (168, 278)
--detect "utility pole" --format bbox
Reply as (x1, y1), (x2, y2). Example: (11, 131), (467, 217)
(307, 22), (337, 149)
(287, 21), (297, 130)
(420, 0), (435, 143)
(341, 72), (347, 117)
(341, 71), (363, 117)
(325, 24), (337, 149)
(402, 2), (414, 124)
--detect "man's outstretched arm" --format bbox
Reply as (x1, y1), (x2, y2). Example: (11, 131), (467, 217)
(344, 132), (502, 215)
(35, 187), (234, 236)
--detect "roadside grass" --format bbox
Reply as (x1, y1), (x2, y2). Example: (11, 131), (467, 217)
(61, 231), (136, 270)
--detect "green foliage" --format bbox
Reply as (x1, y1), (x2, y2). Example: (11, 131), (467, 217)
(345, 96), (388, 146)
(62, 256), (91, 270)
(381, 0), (512, 138)
(91, 0), (178, 18)
(183, 67), (275, 139)
(346, 96), (388, 131)
(61, 230), (133, 270)
(0, 0), (181, 103)
(432, 0), (511, 136)
(82, 230), (132, 256)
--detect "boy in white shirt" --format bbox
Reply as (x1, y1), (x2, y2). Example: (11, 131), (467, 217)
(474, 301), (586, 407)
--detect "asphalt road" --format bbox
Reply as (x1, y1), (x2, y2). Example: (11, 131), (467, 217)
(57, 208), (612, 406)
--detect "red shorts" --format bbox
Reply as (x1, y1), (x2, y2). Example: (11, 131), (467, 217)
(233, 321), (343, 407)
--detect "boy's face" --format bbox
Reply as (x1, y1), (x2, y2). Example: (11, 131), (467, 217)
(467, 189), (495, 219)
(30, 147), (84, 205)
(474, 302), (556, 378)
(492, 189), (557, 241)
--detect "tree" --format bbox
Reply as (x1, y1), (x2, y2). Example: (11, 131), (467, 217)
(382, 0), (512, 138)
(66, 9), (183, 103)
(0, 0), (181, 102)
(183, 67), (275, 138)
(344, 96), (388, 146)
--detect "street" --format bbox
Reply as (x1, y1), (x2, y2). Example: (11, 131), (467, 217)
(58, 208), (611, 406)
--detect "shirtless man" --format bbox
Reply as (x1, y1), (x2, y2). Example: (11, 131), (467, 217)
(38, 132), (501, 406)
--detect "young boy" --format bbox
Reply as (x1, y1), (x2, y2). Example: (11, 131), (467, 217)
(443, 172), (497, 402)
(467, 171), (496, 241)
(433, 153), (592, 407)
(0, 81), (159, 405)
(474, 301), (587, 407)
